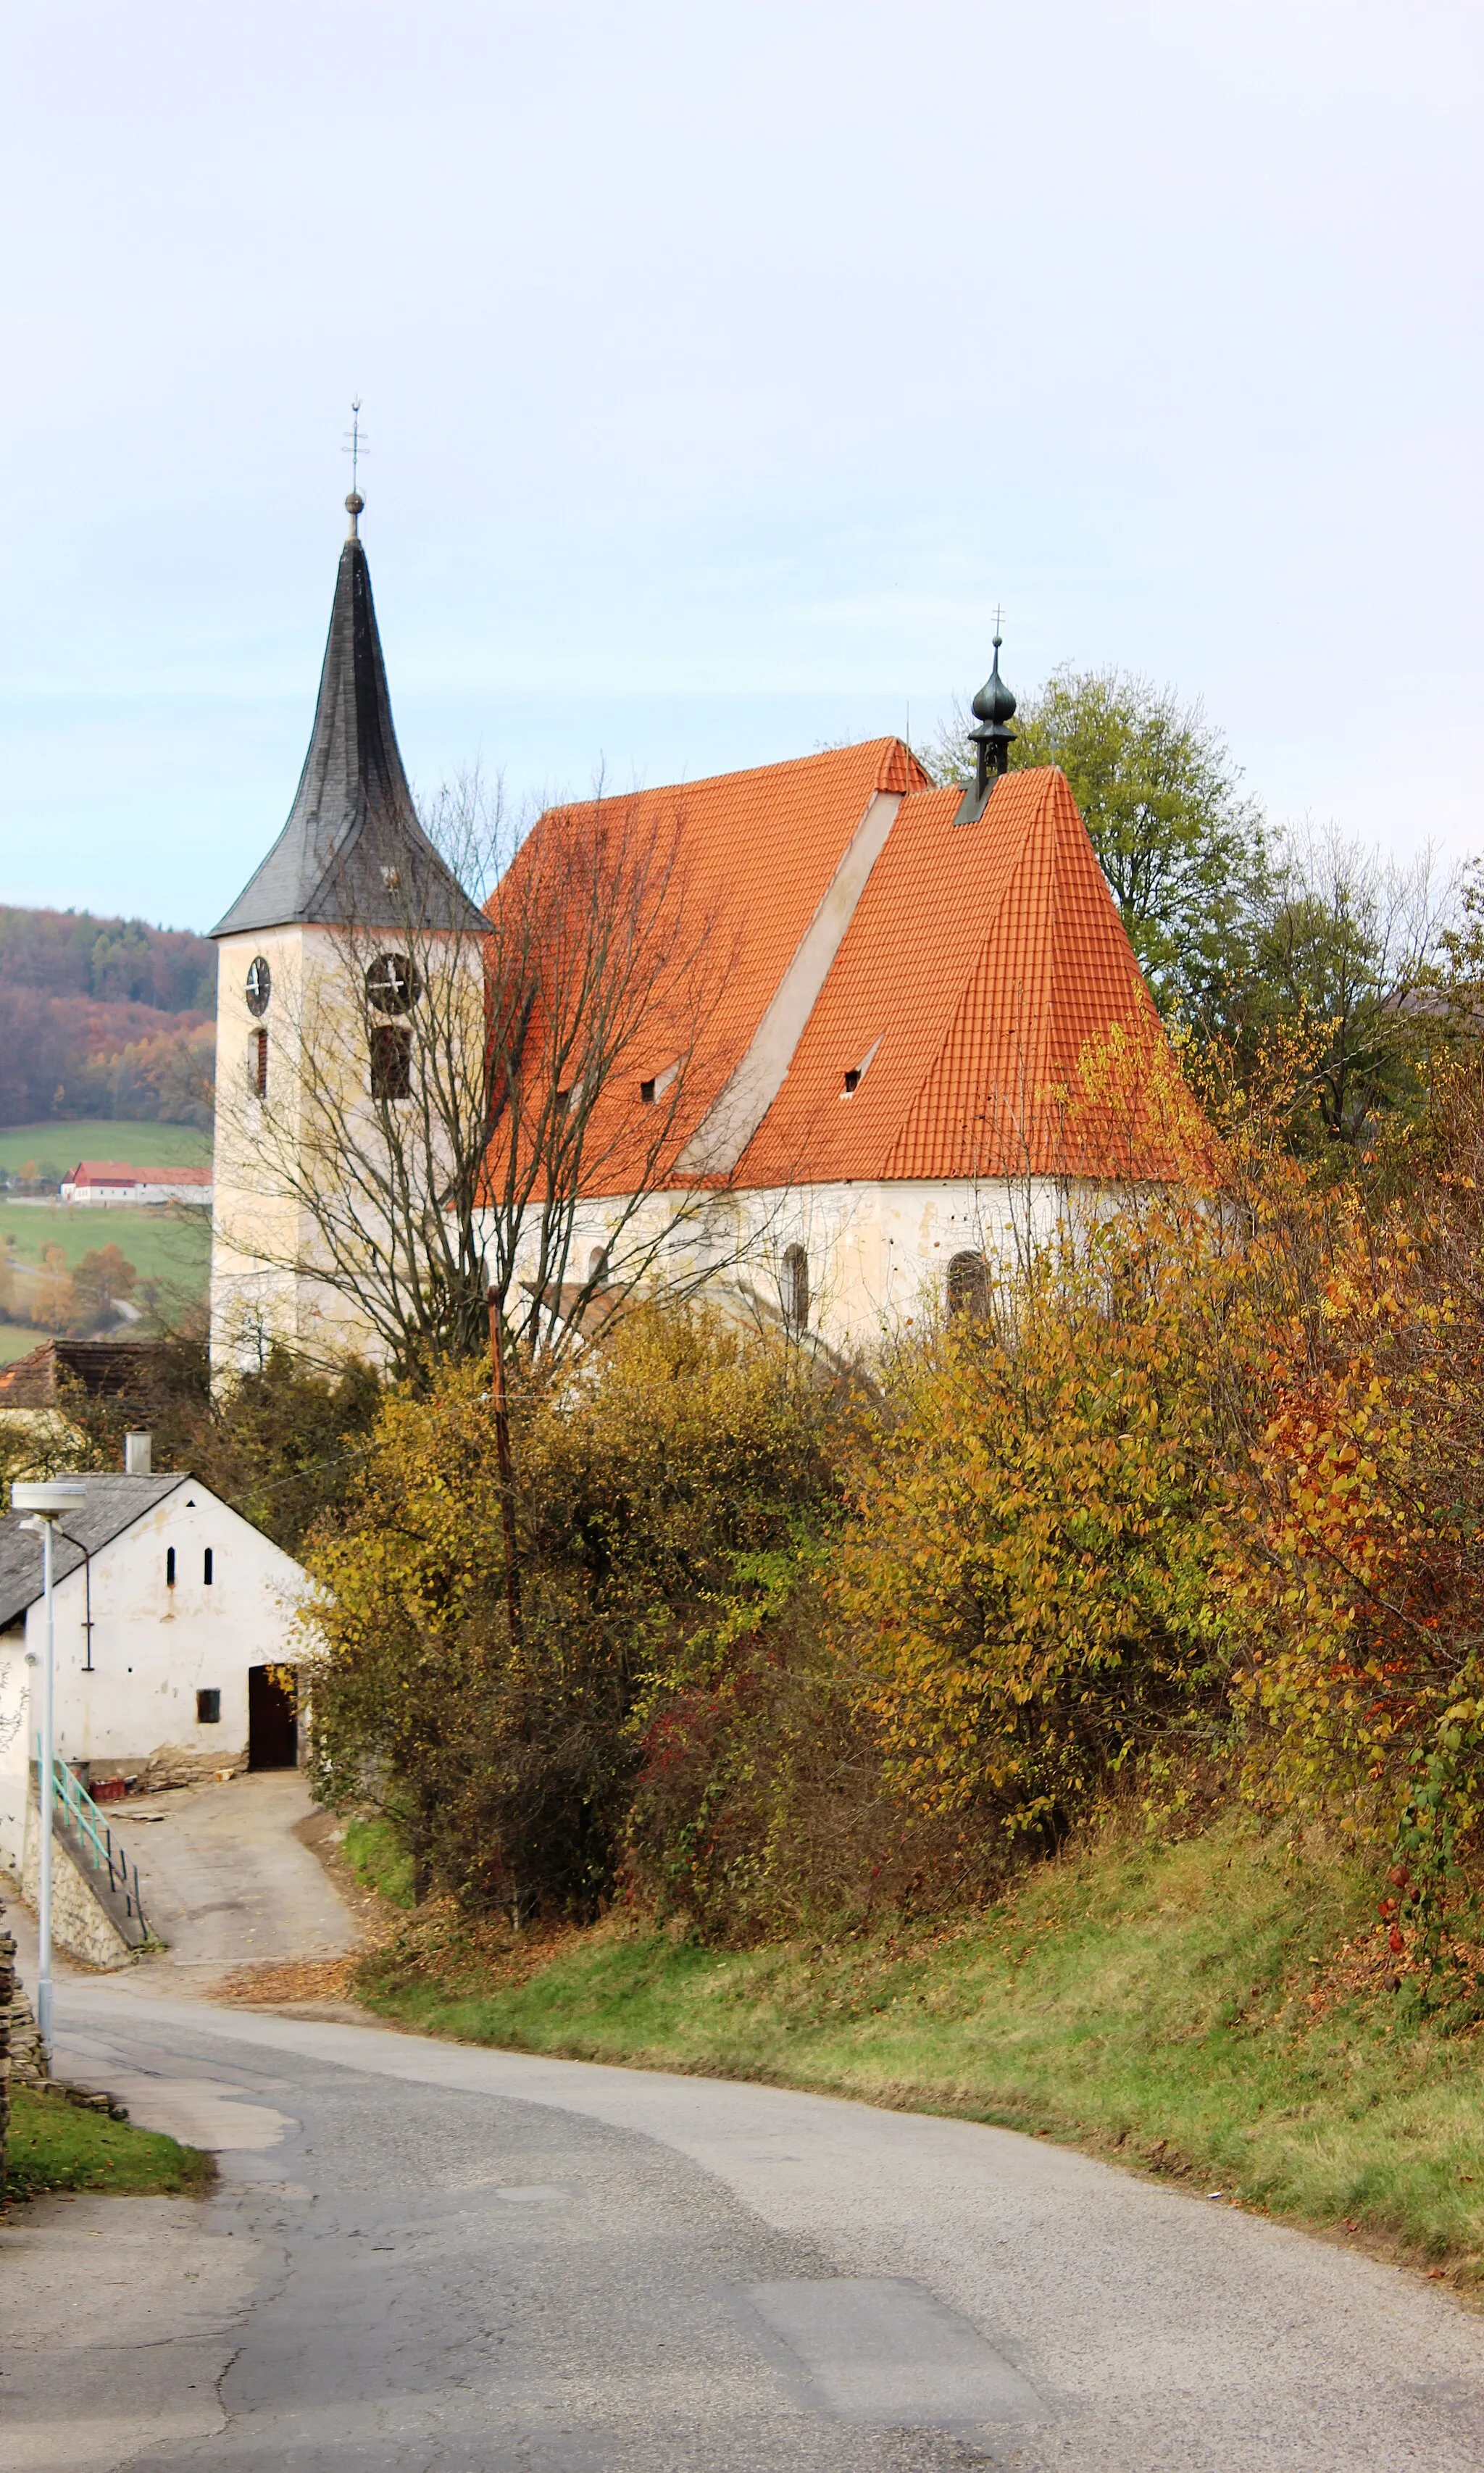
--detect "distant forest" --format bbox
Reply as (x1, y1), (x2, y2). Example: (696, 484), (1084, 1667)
(0, 905), (216, 1127)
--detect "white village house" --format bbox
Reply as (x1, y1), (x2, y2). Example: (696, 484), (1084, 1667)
(0, 1453), (310, 1882)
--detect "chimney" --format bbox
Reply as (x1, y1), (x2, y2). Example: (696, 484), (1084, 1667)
(125, 1432), (152, 1477)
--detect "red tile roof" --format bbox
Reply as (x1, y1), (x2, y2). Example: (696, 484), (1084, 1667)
(69, 1162), (211, 1187)
(483, 744), (1211, 1200)
(482, 739), (928, 1198)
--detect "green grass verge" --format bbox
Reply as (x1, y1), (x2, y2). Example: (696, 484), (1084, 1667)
(344, 1814), (417, 1909)
(0, 1121), (210, 1177)
(356, 1810), (1484, 2274)
(4, 2088), (212, 2200)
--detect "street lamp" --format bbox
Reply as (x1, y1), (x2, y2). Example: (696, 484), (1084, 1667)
(12, 1479), (86, 2046)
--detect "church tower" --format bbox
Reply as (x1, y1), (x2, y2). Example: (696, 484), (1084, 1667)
(208, 488), (485, 1374)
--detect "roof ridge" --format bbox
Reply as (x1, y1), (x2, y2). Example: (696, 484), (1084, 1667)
(538, 737), (925, 824)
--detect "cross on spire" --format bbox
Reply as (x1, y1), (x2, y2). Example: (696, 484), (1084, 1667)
(343, 399), (368, 536)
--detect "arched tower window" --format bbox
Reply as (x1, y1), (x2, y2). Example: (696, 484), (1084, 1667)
(370, 1024), (412, 1100)
(588, 1246), (609, 1283)
(783, 1243), (809, 1333)
(947, 1250), (991, 1319)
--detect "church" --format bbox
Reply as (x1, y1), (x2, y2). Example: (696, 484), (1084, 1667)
(207, 493), (1202, 1369)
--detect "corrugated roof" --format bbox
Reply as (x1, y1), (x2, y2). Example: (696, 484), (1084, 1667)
(0, 1340), (164, 1408)
(0, 1475), (186, 1630)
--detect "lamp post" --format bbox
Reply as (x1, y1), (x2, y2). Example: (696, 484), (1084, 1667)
(12, 1479), (86, 2046)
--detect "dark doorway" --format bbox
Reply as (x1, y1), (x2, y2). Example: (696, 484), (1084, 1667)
(248, 1664), (299, 1769)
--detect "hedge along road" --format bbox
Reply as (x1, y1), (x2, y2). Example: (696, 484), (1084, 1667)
(10, 1973), (1480, 2473)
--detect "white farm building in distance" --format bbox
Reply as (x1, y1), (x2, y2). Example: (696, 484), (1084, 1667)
(60, 1161), (213, 1207)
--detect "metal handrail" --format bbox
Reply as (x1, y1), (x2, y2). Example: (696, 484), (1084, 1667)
(44, 1753), (149, 1933)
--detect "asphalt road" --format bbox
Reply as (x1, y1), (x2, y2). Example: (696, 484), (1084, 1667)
(8, 1969), (1484, 2473)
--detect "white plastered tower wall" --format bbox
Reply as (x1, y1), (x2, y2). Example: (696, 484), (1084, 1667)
(0, 1480), (311, 1877)
(211, 921), (322, 1370)
(210, 922), (488, 1375)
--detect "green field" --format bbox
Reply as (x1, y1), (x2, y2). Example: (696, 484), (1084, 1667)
(0, 1198), (211, 1340)
(0, 1119), (210, 1177)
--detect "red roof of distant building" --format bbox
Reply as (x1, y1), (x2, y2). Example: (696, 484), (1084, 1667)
(69, 1162), (212, 1187)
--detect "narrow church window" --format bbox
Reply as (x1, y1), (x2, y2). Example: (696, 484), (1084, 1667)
(370, 1023), (413, 1099)
(204, 1548), (214, 1585)
(588, 1246), (609, 1282)
(783, 1243), (809, 1333)
(166, 1547), (176, 1588)
(947, 1250), (991, 1319)
(251, 1029), (269, 1098)
(196, 1689), (221, 1725)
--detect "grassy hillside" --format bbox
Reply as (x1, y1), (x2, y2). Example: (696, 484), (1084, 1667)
(0, 1119), (211, 1176)
(354, 1810), (1484, 2280)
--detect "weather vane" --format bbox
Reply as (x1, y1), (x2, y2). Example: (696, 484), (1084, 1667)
(343, 399), (368, 495)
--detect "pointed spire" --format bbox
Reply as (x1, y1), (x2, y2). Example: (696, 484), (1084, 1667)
(211, 500), (485, 940)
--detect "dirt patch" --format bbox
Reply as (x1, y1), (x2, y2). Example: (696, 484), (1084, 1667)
(213, 1956), (361, 2007)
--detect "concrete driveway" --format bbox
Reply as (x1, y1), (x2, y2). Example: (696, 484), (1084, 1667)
(117, 1769), (361, 1982)
(2, 1972), (1480, 2472)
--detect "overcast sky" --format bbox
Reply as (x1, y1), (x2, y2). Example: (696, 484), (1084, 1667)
(3, 1), (1480, 933)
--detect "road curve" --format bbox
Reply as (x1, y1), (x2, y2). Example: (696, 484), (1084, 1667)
(10, 1969), (1481, 2472)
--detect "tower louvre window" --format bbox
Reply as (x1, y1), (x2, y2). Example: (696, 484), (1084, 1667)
(204, 1547), (214, 1585)
(370, 1023), (413, 1100)
(166, 1547), (176, 1588)
(251, 1029), (269, 1098)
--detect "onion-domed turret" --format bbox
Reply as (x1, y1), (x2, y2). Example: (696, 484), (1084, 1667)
(953, 630), (1018, 826)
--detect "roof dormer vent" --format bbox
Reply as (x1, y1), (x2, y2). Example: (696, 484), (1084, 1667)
(953, 630), (1017, 827)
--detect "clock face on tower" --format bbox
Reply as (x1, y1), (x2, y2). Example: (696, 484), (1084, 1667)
(365, 953), (420, 1015)
(245, 956), (272, 1017)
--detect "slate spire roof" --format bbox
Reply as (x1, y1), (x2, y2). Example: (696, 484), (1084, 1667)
(212, 507), (485, 940)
